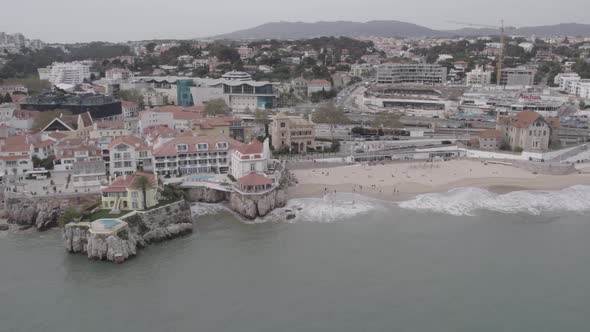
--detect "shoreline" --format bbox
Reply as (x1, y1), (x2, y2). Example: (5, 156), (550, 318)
(287, 160), (590, 202)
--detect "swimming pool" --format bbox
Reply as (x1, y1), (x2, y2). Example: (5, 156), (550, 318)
(190, 175), (215, 181)
(99, 219), (122, 230)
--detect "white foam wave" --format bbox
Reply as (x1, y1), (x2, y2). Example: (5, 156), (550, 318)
(398, 185), (590, 216)
(191, 203), (230, 217)
(259, 193), (387, 224)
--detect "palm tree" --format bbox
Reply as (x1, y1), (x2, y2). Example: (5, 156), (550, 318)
(132, 175), (154, 210)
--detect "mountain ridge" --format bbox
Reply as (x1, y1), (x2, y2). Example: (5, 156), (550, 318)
(211, 21), (590, 40)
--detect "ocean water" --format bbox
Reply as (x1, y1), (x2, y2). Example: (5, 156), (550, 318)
(2, 187), (590, 331)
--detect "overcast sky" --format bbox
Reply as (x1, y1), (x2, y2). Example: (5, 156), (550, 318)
(3, 0), (590, 43)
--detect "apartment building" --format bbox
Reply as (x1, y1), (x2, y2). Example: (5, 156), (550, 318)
(377, 64), (447, 85)
(500, 67), (536, 86)
(108, 136), (152, 177)
(271, 113), (315, 153)
(38, 62), (92, 85)
(89, 121), (131, 139)
(465, 66), (492, 86)
(0, 136), (33, 176)
(151, 136), (241, 176)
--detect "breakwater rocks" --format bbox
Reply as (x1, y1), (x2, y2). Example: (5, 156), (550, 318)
(63, 201), (194, 263)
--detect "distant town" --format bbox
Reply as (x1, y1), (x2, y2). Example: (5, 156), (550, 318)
(2, 25), (590, 262)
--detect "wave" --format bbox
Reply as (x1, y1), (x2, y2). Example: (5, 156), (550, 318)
(191, 203), (231, 217)
(398, 185), (590, 216)
(258, 193), (388, 224)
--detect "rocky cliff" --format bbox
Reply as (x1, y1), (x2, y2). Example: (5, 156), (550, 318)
(63, 201), (194, 263)
(6, 197), (70, 231)
(229, 189), (288, 220)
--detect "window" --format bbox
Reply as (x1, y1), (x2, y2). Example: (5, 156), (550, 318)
(280, 122), (286, 128)
(123, 152), (131, 159)
(216, 142), (228, 149)
(114, 153), (121, 159)
(132, 191), (138, 198)
(250, 163), (256, 171)
(197, 143), (208, 151)
(177, 144), (188, 152)
(139, 151), (148, 158)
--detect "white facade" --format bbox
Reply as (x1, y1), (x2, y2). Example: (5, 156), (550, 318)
(466, 66), (492, 86)
(138, 110), (174, 132)
(40, 62), (91, 85)
(230, 139), (271, 180)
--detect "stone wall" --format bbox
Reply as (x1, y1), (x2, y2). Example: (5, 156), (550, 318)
(228, 189), (288, 220)
(63, 200), (193, 264)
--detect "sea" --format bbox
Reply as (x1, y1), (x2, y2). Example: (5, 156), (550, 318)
(2, 186), (590, 331)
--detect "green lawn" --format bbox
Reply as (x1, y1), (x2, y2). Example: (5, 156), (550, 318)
(83, 209), (130, 222)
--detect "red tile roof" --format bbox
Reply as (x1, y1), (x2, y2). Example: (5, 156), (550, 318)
(238, 173), (272, 186)
(109, 135), (146, 149)
(235, 140), (263, 155)
(479, 129), (503, 139)
(103, 172), (157, 193)
(152, 135), (241, 157)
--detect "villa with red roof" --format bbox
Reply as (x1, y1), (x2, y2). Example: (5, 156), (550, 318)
(496, 110), (560, 152)
(230, 138), (271, 180)
(101, 171), (158, 211)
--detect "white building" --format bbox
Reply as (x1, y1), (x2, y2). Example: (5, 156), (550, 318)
(230, 138), (271, 180)
(39, 62), (92, 85)
(377, 64), (447, 85)
(466, 66), (492, 86)
(307, 79), (332, 96)
(138, 110), (174, 133)
(109, 136), (152, 177)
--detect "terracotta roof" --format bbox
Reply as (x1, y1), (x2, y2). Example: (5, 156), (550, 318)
(479, 129), (503, 139)
(47, 132), (68, 139)
(152, 135), (241, 157)
(95, 120), (126, 130)
(33, 140), (55, 148)
(109, 135), (146, 149)
(238, 173), (272, 186)
(0, 155), (30, 161)
(308, 79), (331, 85)
(121, 100), (139, 108)
(235, 140), (263, 155)
(103, 172), (157, 193)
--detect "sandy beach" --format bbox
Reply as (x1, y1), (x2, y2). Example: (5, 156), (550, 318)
(288, 159), (590, 201)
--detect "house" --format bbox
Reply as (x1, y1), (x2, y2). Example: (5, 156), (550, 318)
(41, 112), (94, 138)
(89, 120), (131, 139)
(271, 113), (315, 153)
(121, 100), (140, 118)
(0, 136), (33, 176)
(496, 111), (559, 152)
(478, 129), (503, 150)
(230, 138), (271, 180)
(307, 79), (332, 96)
(101, 171), (158, 211)
(53, 139), (103, 171)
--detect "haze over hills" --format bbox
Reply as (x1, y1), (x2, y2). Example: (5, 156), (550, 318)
(212, 20), (590, 40)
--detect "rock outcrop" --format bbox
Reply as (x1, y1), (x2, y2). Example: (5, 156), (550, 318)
(6, 197), (67, 231)
(229, 189), (287, 220)
(63, 201), (194, 263)
(187, 186), (229, 203)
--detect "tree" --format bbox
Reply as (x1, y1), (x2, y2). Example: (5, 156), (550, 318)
(58, 207), (80, 227)
(204, 98), (231, 116)
(133, 175), (155, 210)
(33, 109), (72, 131)
(371, 112), (402, 129)
(146, 43), (157, 53)
(119, 89), (145, 109)
(312, 103), (350, 124)
(254, 108), (270, 125)
(2, 93), (12, 103)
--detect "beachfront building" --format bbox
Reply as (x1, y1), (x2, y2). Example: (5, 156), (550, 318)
(496, 111), (559, 152)
(108, 136), (152, 177)
(377, 64), (447, 85)
(151, 136), (241, 176)
(271, 113), (315, 153)
(101, 171), (158, 211)
(230, 138), (271, 180)
(478, 129), (503, 150)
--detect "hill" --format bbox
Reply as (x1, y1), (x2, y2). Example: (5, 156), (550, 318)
(212, 20), (449, 40)
(211, 21), (590, 40)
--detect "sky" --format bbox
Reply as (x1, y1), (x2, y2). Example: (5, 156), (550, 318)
(3, 0), (590, 43)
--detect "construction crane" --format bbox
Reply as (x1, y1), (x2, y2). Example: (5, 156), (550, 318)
(447, 20), (506, 86)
